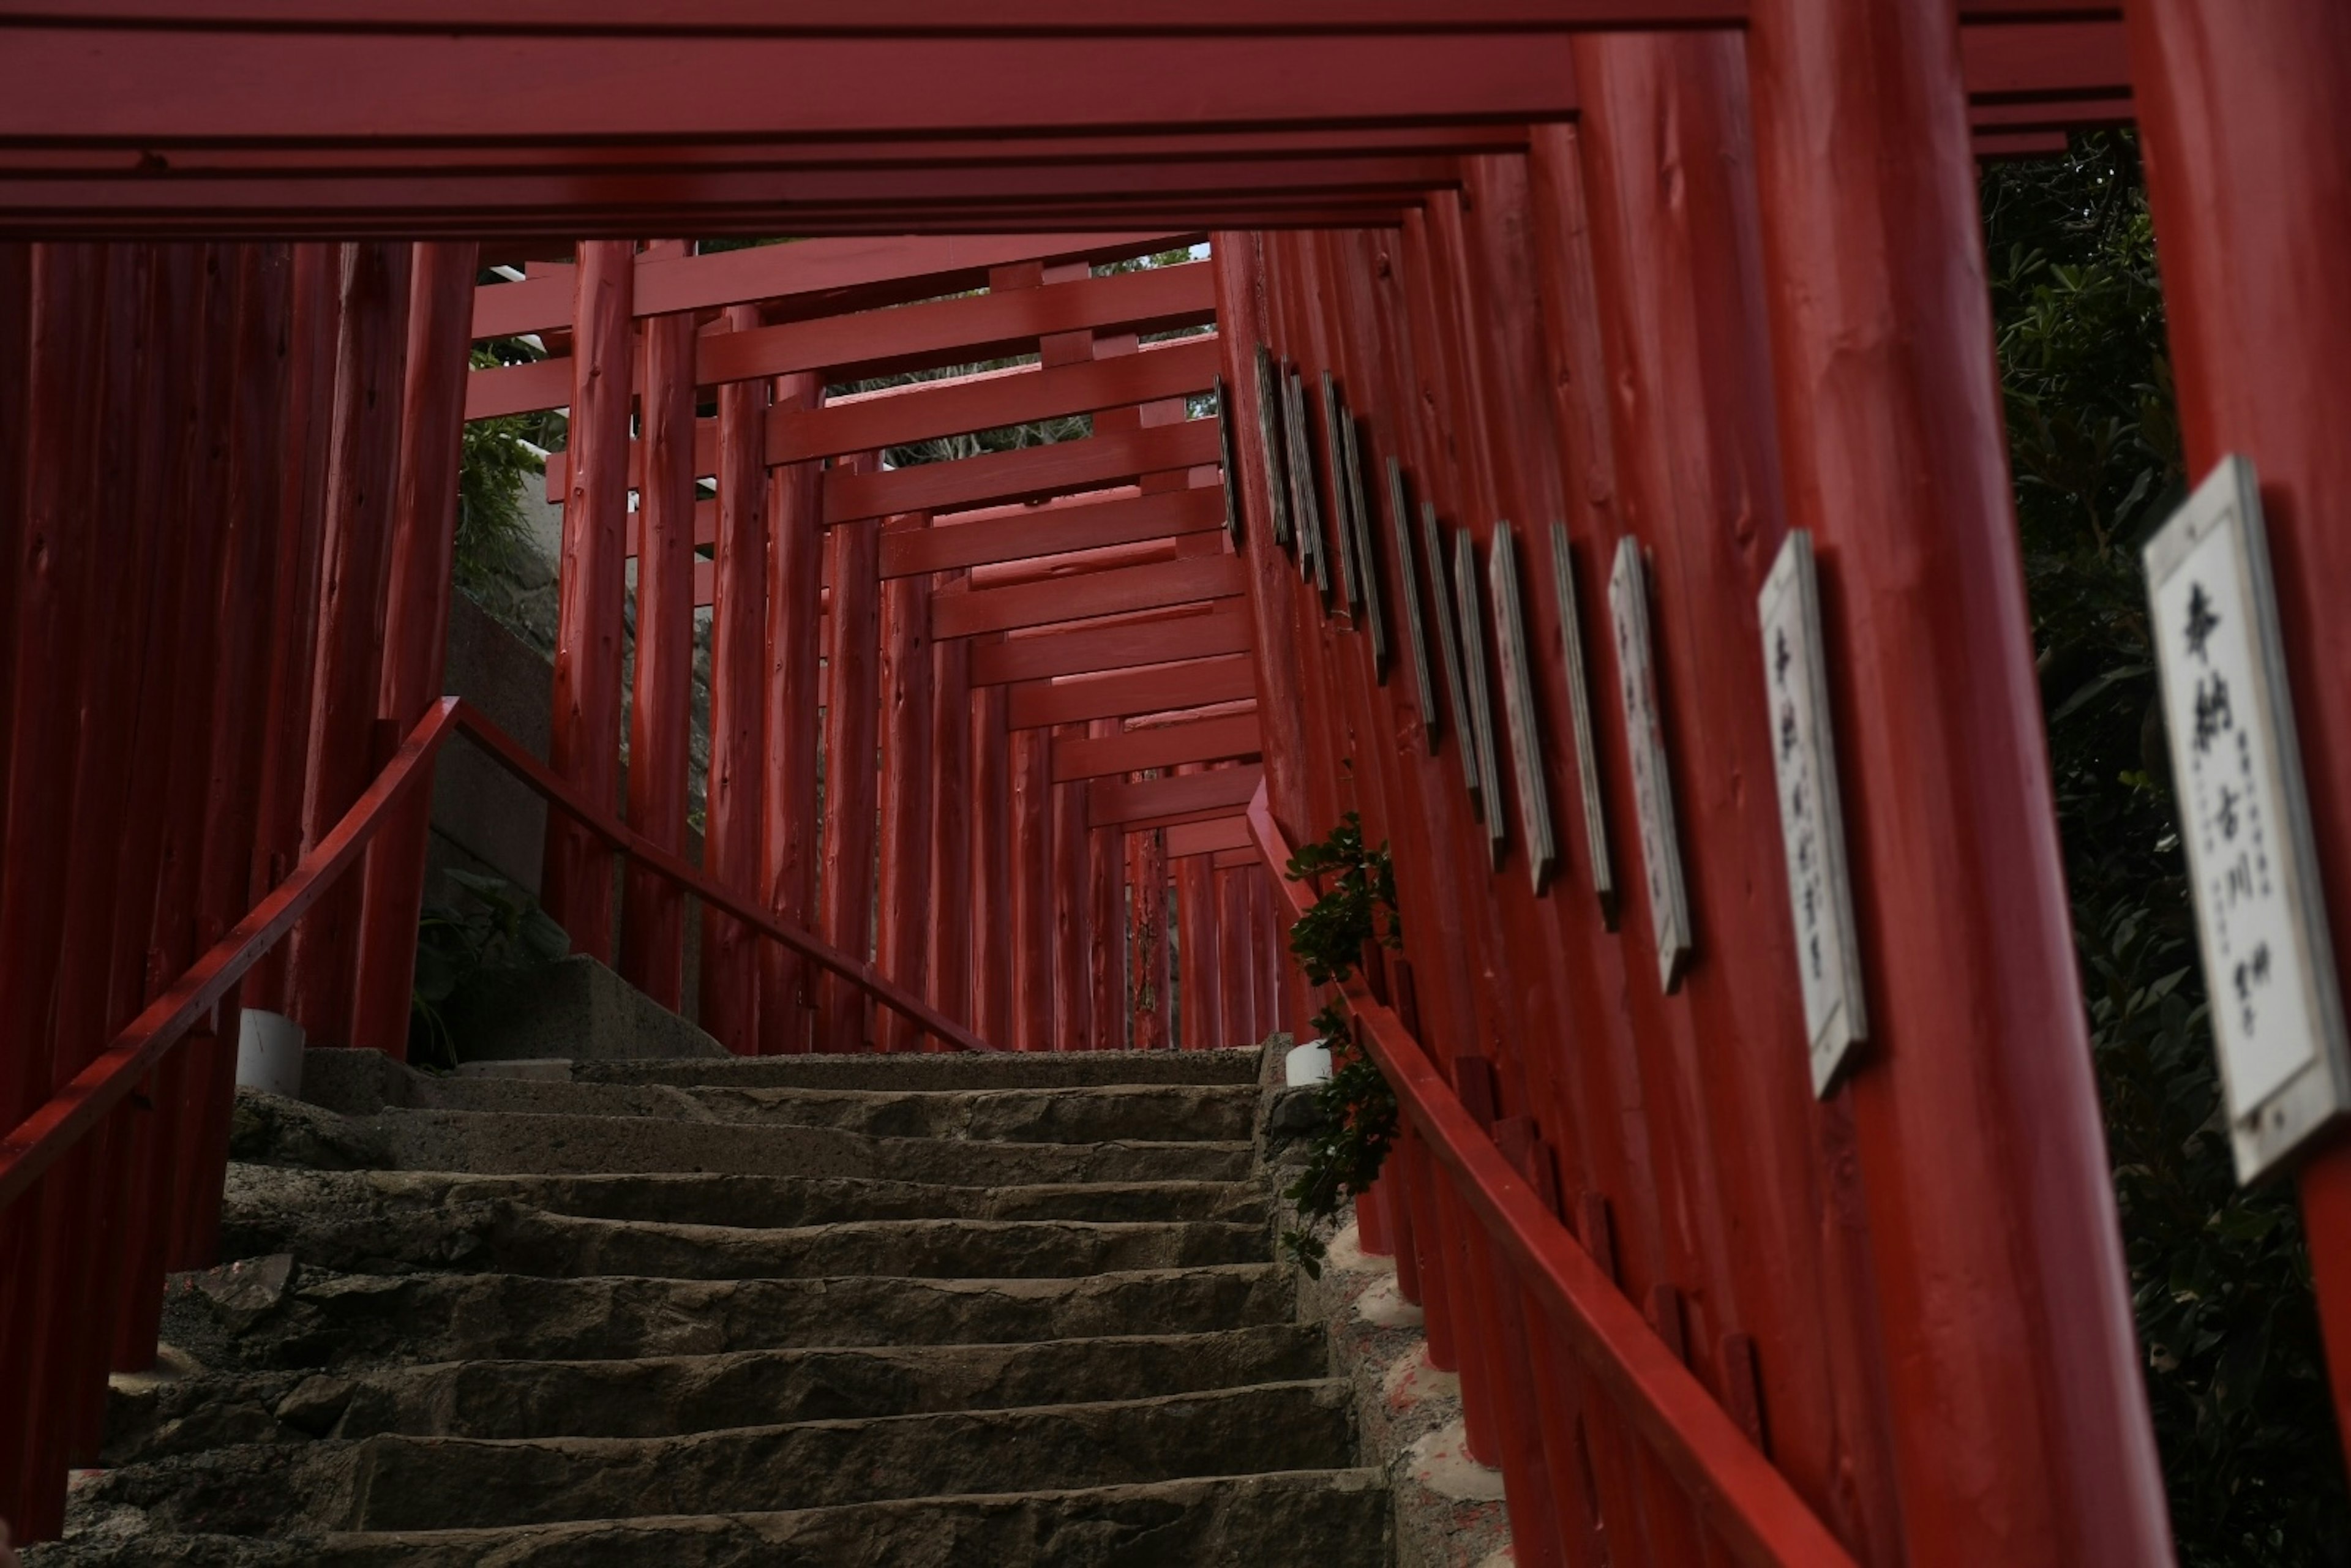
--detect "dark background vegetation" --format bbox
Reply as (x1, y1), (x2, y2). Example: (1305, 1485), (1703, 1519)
(1985, 132), (2347, 1564)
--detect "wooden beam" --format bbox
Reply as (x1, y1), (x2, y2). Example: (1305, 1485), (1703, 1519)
(883, 483), (1224, 578)
(1210, 846), (1259, 870)
(1008, 651), (1257, 729)
(1052, 713), (1262, 781)
(1090, 764), (1264, 828)
(1167, 817), (1253, 860)
(936, 552), (1245, 640)
(826, 417), (1220, 524)
(970, 602), (1253, 686)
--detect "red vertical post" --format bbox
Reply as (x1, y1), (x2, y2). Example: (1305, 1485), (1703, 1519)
(1128, 823), (1171, 1049)
(876, 514), (934, 1054)
(620, 307), (699, 1010)
(1176, 843), (1220, 1049)
(285, 241), (413, 1043)
(2124, 0), (2351, 1476)
(351, 240), (479, 1057)
(1051, 721), (1092, 1051)
(701, 304), (768, 1049)
(1087, 721), (1127, 1050)
(759, 370), (825, 1055)
(541, 240), (634, 964)
(971, 673), (1015, 1048)
(927, 575), (975, 1038)
(1744, 1), (2170, 1560)
(1010, 723), (1056, 1050)
(820, 505), (882, 1054)
(1217, 861), (1253, 1048)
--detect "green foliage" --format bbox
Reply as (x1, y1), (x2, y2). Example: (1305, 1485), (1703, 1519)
(410, 869), (570, 1070)
(1278, 809), (1403, 1277)
(1985, 133), (2347, 1565)
(456, 340), (555, 592)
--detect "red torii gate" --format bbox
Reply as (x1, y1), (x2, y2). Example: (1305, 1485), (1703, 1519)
(2, 2), (2348, 1563)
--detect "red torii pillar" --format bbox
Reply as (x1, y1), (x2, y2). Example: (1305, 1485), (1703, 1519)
(1745, 0), (2170, 1559)
(759, 371), (825, 1055)
(876, 514), (934, 1054)
(820, 499), (884, 1055)
(2124, 0), (2351, 1472)
(702, 304), (769, 1051)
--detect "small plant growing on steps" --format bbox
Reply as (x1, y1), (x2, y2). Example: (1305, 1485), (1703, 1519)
(1280, 809), (1403, 1278)
(410, 869), (571, 1070)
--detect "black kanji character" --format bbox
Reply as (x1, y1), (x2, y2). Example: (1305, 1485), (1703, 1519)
(2194, 674), (2233, 754)
(2184, 582), (2220, 662)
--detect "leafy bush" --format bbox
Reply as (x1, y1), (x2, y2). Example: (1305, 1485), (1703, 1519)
(1278, 809), (1403, 1277)
(1985, 132), (2347, 1565)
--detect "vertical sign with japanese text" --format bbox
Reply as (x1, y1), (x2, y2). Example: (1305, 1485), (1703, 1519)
(1457, 528), (1505, 869)
(1251, 345), (1290, 549)
(2147, 455), (2350, 1181)
(1609, 538), (1691, 992)
(1491, 522), (1558, 893)
(1391, 460), (1439, 749)
(1551, 522), (1616, 925)
(1760, 531), (1867, 1095)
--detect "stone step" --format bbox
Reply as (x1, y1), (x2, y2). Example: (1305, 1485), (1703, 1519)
(162, 1262), (1296, 1373)
(306, 1077), (1261, 1144)
(230, 1098), (1255, 1185)
(104, 1382), (1355, 1534)
(230, 1207), (1270, 1282)
(568, 1045), (1268, 1092)
(106, 1326), (1330, 1463)
(32, 1470), (1391, 1567)
(217, 1166), (1268, 1267)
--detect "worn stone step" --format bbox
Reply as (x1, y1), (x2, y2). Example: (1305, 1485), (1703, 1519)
(230, 1097), (1255, 1185)
(217, 1167), (1267, 1269)
(106, 1326), (1331, 1463)
(306, 1075), (1260, 1144)
(160, 1262), (1295, 1373)
(229, 1205), (1269, 1282)
(569, 1046), (1269, 1093)
(31, 1470), (1391, 1568)
(77, 1381), (1355, 1535)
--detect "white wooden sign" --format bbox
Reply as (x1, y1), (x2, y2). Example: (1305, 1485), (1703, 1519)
(1490, 522), (1558, 893)
(1251, 345), (1290, 548)
(1391, 460), (1439, 749)
(2147, 454), (2351, 1182)
(1213, 374), (1243, 546)
(1320, 372), (1362, 610)
(1759, 531), (1867, 1095)
(1608, 537), (1690, 992)
(1456, 528), (1504, 868)
(1343, 413), (1389, 677)
(1425, 506), (1482, 815)
(1283, 367), (1329, 598)
(1550, 522), (1616, 925)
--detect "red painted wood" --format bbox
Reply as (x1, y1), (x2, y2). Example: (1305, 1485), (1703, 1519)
(970, 673), (1016, 1049)
(1215, 862), (1253, 1049)
(820, 508), (883, 1054)
(1175, 831), (1218, 1051)
(970, 602), (1251, 687)
(893, 485), (1224, 580)
(1051, 722), (1093, 1052)
(1009, 723), (1056, 1051)
(937, 551), (1246, 643)
(540, 241), (632, 965)
(1745, 0), (2169, 1558)
(1009, 653), (1256, 732)
(283, 242), (411, 1042)
(1089, 765), (1264, 828)
(1166, 817), (1252, 859)
(1086, 721), (1127, 1048)
(699, 305), (770, 1051)
(2124, 0), (2351, 1480)
(1128, 823), (1171, 1051)
(828, 418), (1220, 526)
(927, 579), (975, 1039)
(757, 371), (825, 1055)
(617, 307), (700, 1011)
(1052, 711), (1261, 782)
(349, 242), (476, 1054)
(876, 516), (935, 1054)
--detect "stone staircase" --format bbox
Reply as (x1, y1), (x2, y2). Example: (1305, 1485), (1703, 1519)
(34, 1046), (1392, 1566)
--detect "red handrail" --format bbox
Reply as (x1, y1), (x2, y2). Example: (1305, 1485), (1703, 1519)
(1245, 784), (1856, 1568)
(0, 696), (989, 1215)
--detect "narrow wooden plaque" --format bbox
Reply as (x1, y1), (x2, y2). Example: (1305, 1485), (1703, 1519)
(1344, 413), (1389, 678)
(1423, 506), (1482, 816)
(1549, 523), (1615, 924)
(1490, 523), (1558, 893)
(1608, 537), (1691, 992)
(1391, 460), (1439, 749)
(1457, 530), (1505, 865)
(2147, 454), (2351, 1181)
(1321, 372), (1362, 610)
(1251, 343), (1291, 549)
(1283, 366), (1330, 598)
(1760, 530), (1867, 1095)
(1212, 374), (1243, 546)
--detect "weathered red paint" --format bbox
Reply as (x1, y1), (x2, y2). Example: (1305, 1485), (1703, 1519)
(927, 580), (976, 1040)
(758, 370), (827, 1056)
(970, 673), (1016, 1050)
(877, 516), (936, 1054)
(820, 506), (883, 1055)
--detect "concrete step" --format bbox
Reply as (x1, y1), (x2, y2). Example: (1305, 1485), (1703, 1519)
(161, 1261), (1297, 1373)
(106, 1326), (1330, 1461)
(569, 1045), (1267, 1092)
(79, 1381), (1357, 1535)
(230, 1097), (1255, 1184)
(32, 1470), (1392, 1567)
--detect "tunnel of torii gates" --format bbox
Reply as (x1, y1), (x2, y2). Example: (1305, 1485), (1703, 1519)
(0, 0), (2349, 1562)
